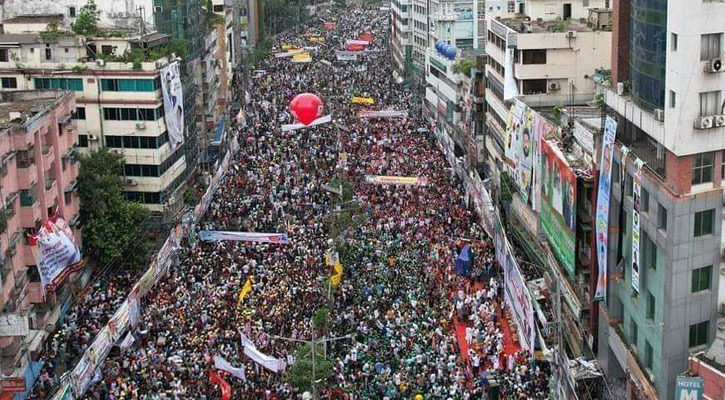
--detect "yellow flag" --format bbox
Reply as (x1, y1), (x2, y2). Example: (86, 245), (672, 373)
(330, 272), (342, 288)
(237, 277), (253, 307)
(325, 251), (332, 266)
(334, 260), (343, 275)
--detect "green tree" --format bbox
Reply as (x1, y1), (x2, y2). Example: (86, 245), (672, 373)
(72, 0), (100, 36)
(452, 57), (475, 76)
(78, 149), (151, 270)
(286, 342), (335, 393)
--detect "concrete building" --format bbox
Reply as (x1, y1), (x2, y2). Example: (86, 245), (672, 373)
(0, 90), (81, 398)
(595, 1), (725, 399)
(0, 0), (155, 31)
(0, 32), (187, 215)
(390, 0), (413, 82)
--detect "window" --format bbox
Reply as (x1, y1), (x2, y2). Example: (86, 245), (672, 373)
(1, 77), (17, 88)
(0, 49), (8, 62)
(105, 133), (168, 149)
(643, 231), (656, 270)
(78, 134), (88, 147)
(101, 79), (157, 92)
(64, 191), (72, 205)
(689, 321), (709, 348)
(671, 33), (678, 51)
(630, 317), (638, 348)
(521, 49), (547, 64)
(699, 91), (721, 116)
(669, 90), (676, 108)
(647, 291), (655, 320)
(45, 48), (51, 60)
(123, 191), (161, 204)
(692, 265), (712, 292)
(72, 107), (86, 120)
(700, 33), (722, 61)
(640, 187), (649, 212)
(626, 174), (633, 196)
(522, 79), (548, 95)
(101, 45), (113, 56)
(69, 6), (76, 17)
(694, 209), (715, 237)
(34, 78), (83, 91)
(657, 204), (667, 231)
(692, 152), (714, 185)
(644, 341), (653, 370)
(507, 1), (515, 12)
(213, 4), (224, 12)
(103, 107), (161, 121)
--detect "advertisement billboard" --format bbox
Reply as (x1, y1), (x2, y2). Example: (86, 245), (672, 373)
(594, 116), (617, 301)
(161, 61), (185, 149)
(29, 215), (83, 295)
(503, 99), (545, 207)
(540, 139), (577, 276)
(631, 158), (645, 295)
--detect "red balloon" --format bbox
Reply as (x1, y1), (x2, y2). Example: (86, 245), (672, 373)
(290, 93), (323, 126)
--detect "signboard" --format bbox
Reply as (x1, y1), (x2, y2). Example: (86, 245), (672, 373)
(595, 116), (618, 301)
(631, 158), (645, 295)
(364, 175), (428, 186)
(198, 231), (290, 244)
(160, 61), (185, 149)
(30, 215), (83, 295)
(503, 99), (547, 206)
(675, 376), (703, 400)
(0, 313), (29, 337)
(357, 110), (408, 119)
(540, 139), (577, 276)
(1, 377), (25, 393)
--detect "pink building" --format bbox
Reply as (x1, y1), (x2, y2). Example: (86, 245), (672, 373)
(0, 90), (82, 398)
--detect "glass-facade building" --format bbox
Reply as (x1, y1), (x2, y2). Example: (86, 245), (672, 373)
(629, 0), (667, 110)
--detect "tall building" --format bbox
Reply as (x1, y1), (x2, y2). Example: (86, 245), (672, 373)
(0, 90), (81, 398)
(596, 1), (725, 399)
(390, 0), (413, 82)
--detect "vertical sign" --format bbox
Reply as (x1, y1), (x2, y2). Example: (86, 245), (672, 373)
(594, 116), (617, 301)
(631, 158), (645, 295)
(674, 376), (703, 400)
(161, 61), (185, 149)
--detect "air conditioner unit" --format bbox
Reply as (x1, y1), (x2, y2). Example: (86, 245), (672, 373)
(617, 81), (626, 96)
(704, 58), (723, 73)
(653, 108), (664, 122)
(96, 59), (105, 67)
(549, 82), (561, 91)
(694, 116), (714, 130)
(714, 114), (725, 127)
(135, 122), (146, 130)
(125, 178), (138, 186)
(88, 134), (98, 141)
(566, 31), (576, 39)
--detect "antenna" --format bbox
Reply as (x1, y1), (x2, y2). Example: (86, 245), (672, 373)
(138, 5), (149, 60)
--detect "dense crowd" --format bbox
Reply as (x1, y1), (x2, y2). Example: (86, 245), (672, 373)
(33, 5), (551, 400)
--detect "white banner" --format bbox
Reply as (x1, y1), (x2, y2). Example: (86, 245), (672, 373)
(319, 59), (332, 66)
(631, 158), (644, 295)
(336, 51), (358, 61)
(161, 61), (185, 149)
(120, 332), (135, 350)
(347, 39), (370, 45)
(241, 334), (287, 372)
(30, 215), (83, 296)
(281, 114), (332, 131)
(357, 110), (408, 119)
(199, 231), (290, 244)
(503, 47), (519, 100)
(214, 355), (246, 380)
(594, 116), (617, 301)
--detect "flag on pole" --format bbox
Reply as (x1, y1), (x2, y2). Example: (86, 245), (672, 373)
(237, 277), (253, 307)
(331, 260), (343, 287)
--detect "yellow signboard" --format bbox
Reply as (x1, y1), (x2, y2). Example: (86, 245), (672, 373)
(292, 52), (312, 63)
(351, 96), (375, 105)
(281, 44), (296, 51)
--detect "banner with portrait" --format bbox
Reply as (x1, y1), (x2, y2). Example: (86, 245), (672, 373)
(161, 61), (185, 149)
(503, 100), (538, 205)
(631, 158), (645, 295)
(29, 215), (83, 296)
(540, 139), (577, 276)
(594, 116), (618, 301)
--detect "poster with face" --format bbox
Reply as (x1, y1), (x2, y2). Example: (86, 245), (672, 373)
(29, 215), (83, 295)
(161, 61), (185, 149)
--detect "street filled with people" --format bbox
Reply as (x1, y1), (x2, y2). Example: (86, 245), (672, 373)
(32, 5), (551, 400)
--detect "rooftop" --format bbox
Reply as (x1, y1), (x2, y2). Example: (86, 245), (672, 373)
(0, 90), (70, 130)
(0, 33), (43, 46)
(497, 17), (596, 33)
(3, 14), (64, 24)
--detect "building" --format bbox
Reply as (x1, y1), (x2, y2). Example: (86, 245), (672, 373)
(0, 0), (156, 30)
(596, 1), (725, 399)
(0, 31), (187, 215)
(390, 0), (413, 82)
(686, 344), (725, 400)
(0, 90), (81, 399)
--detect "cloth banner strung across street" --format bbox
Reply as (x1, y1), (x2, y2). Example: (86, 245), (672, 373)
(214, 356), (246, 380)
(241, 333), (287, 372)
(209, 370), (232, 400)
(352, 96), (375, 105)
(357, 110), (408, 119)
(275, 49), (303, 58)
(199, 231), (290, 244)
(631, 158), (645, 295)
(594, 116), (618, 301)
(336, 51), (358, 61)
(364, 175), (428, 186)
(29, 214), (84, 296)
(160, 61), (185, 149)
(347, 39), (370, 45)
(281, 114), (332, 132)
(292, 52), (312, 63)
(120, 332), (135, 350)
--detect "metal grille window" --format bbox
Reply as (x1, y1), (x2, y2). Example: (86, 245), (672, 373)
(689, 321), (709, 348)
(700, 33), (722, 61)
(691, 152), (714, 185)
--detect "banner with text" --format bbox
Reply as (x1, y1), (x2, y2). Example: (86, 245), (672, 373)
(30, 215), (83, 296)
(357, 110), (408, 119)
(199, 231), (290, 244)
(364, 175), (428, 186)
(631, 158), (644, 295)
(594, 116), (618, 301)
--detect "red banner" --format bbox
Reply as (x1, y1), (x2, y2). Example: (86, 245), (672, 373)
(209, 370), (231, 400)
(360, 35), (374, 42)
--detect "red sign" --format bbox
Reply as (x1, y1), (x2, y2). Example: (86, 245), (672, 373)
(1, 378), (25, 393)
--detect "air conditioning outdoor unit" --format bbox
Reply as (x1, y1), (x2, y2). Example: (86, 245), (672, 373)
(549, 82), (560, 91)
(653, 108), (664, 122)
(566, 31), (576, 39)
(135, 122), (146, 130)
(694, 116), (714, 130)
(88, 134), (98, 141)
(96, 59), (106, 67)
(704, 58), (723, 73)
(714, 114), (725, 127)
(617, 81), (626, 96)
(125, 178), (138, 186)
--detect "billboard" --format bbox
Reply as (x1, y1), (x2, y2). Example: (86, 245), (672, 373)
(594, 116), (617, 301)
(29, 215), (83, 295)
(675, 376), (703, 400)
(631, 158), (645, 295)
(540, 139), (577, 276)
(503, 99), (544, 207)
(161, 61), (185, 149)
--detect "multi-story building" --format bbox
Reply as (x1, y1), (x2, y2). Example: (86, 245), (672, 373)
(0, 31), (187, 215)
(0, 0), (156, 30)
(409, 0), (429, 85)
(391, 0), (413, 82)
(595, 1), (725, 399)
(0, 90), (81, 398)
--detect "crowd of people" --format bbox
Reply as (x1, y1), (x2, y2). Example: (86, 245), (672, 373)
(32, 5), (552, 400)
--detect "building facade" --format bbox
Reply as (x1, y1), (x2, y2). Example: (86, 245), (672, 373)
(0, 90), (81, 398)
(391, 0), (413, 82)
(596, 1), (725, 399)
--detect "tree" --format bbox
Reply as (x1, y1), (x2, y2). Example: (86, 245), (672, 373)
(72, 0), (100, 36)
(452, 57), (475, 76)
(286, 343), (335, 393)
(77, 149), (151, 270)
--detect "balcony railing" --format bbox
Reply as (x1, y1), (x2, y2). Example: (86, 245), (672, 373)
(19, 192), (36, 208)
(41, 145), (51, 155)
(44, 178), (56, 191)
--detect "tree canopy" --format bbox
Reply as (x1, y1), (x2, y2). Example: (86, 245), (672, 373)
(72, 0), (101, 36)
